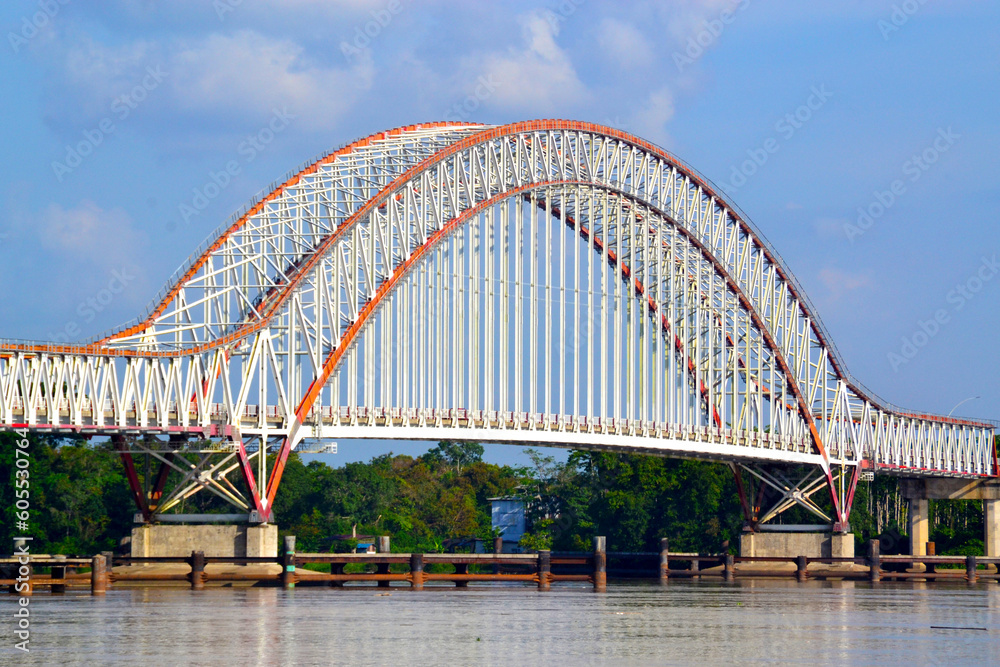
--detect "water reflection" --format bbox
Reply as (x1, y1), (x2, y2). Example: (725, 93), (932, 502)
(2, 580), (997, 665)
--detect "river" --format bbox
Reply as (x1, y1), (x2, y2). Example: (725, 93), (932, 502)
(3, 580), (999, 665)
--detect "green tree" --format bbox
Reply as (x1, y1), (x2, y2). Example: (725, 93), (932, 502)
(422, 441), (484, 473)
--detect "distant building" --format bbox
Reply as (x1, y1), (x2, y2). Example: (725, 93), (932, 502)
(356, 542), (376, 554)
(490, 496), (525, 540)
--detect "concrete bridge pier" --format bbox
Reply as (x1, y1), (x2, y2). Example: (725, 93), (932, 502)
(906, 497), (931, 557)
(987, 499), (1000, 559)
(131, 521), (277, 558)
(901, 478), (1000, 564)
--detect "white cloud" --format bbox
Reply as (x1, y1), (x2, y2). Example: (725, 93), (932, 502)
(50, 30), (373, 133)
(167, 31), (373, 129)
(10, 200), (151, 319)
(472, 10), (588, 112)
(37, 200), (144, 262)
(818, 267), (871, 301)
(597, 18), (655, 69)
(663, 0), (746, 43)
(631, 87), (676, 145)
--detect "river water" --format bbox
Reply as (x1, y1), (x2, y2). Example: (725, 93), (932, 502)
(3, 580), (999, 665)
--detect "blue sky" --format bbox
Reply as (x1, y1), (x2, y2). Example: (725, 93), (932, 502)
(1, 0), (997, 466)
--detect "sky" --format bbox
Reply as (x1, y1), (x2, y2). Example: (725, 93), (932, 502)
(0, 0), (997, 468)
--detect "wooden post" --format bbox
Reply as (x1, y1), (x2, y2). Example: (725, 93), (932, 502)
(90, 555), (107, 596)
(925, 541), (936, 575)
(796, 555), (808, 582)
(330, 562), (344, 588)
(658, 538), (670, 585)
(455, 562), (469, 588)
(868, 539), (881, 583)
(538, 550), (551, 591)
(966, 555), (978, 584)
(493, 535), (503, 575)
(593, 536), (607, 592)
(409, 553), (424, 591)
(376, 536), (390, 588)
(51, 555), (67, 594)
(723, 554), (735, 582)
(282, 536), (296, 590)
(190, 551), (206, 591)
(102, 550), (114, 590)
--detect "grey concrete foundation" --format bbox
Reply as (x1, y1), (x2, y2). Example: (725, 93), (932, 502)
(131, 524), (278, 558)
(986, 499), (999, 559)
(740, 531), (855, 558)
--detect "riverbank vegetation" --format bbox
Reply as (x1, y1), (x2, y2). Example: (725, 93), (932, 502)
(1, 433), (992, 557)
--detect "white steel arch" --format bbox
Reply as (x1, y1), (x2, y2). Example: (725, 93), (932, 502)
(1, 120), (995, 526)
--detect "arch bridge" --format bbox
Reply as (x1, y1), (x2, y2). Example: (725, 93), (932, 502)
(1, 121), (995, 532)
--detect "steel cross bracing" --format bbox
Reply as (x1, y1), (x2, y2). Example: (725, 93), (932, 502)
(1, 120), (995, 526)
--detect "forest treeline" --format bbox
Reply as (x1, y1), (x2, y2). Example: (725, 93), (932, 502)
(1, 433), (991, 557)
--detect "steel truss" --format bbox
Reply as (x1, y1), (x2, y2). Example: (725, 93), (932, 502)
(1, 120), (995, 527)
(732, 462), (859, 529)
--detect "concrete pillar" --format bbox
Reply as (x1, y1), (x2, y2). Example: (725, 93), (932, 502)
(409, 553), (424, 591)
(658, 538), (669, 585)
(51, 555), (67, 594)
(592, 537), (607, 592)
(454, 562), (469, 588)
(796, 555), (808, 582)
(281, 536), (296, 590)
(376, 536), (390, 588)
(190, 551), (206, 591)
(966, 555), (978, 584)
(867, 539), (881, 583)
(538, 550), (551, 591)
(907, 498), (930, 556)
(493, 535), (502, 575)
(90, 555), (107, 596)
(985, 499), (1000, 558)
